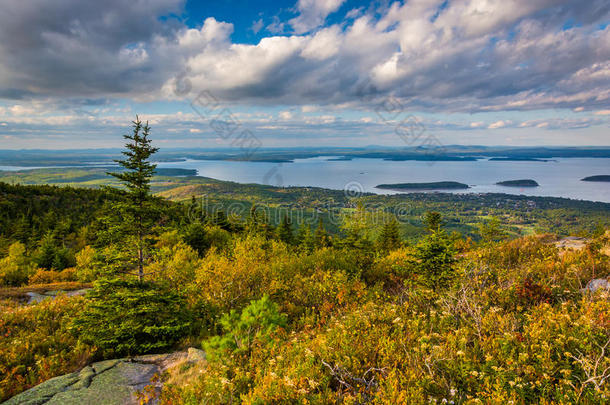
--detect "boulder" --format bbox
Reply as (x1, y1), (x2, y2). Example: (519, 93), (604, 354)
(3, 353), (187, 405)
(584, 279), (610, 294)
(187, 347), (206, 363)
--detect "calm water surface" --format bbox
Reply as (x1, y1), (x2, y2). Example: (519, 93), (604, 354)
(156, 157), (610, 203)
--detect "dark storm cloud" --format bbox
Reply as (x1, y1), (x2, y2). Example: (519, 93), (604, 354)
(0, 0), (184, 98)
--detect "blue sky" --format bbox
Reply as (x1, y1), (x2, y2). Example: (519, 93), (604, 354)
(0, 0), (608, 149)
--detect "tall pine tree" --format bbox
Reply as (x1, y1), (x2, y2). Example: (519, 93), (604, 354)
(276, 214), (294, 245)
(314, 218), (330, 248)
(107, 116), (159, 281)
(378, 216), (402, 251)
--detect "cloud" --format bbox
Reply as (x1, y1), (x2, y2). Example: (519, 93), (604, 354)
(0, 0), (184, 99)
(278, 110), (293, 120)
(168, 0), (610, 112)
(289, 0), (346, 34)
(251, 18), (264, 34)
(266, 16), (286, 34)
(488, 120), (508, 129)
(300, 26), (341, 60)
(301, 105), (318, 113)
(594, 110), (610, 115)
(0, 0), (609, 118)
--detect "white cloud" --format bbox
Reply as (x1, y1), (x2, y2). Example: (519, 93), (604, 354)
(594, 110), (610, 115)
(300, 26), (341, 60)
(278, 110), (293, 120)
(289, 0), (346, 34)
(0, 0), (609, 118)
(266, 16), (286, 34)
(488, 120), (508, 129)
(301, 105), (318, 113)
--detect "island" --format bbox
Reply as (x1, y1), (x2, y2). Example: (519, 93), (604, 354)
(496, 179), (539, 187)
(581, 175), (610, 182)
(376, 181), (470, 190)
(489, 157), (552, 162)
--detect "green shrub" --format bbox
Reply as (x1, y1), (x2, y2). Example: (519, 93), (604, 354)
(71, 278), (191, 357)
(414, 230), (457, 288)
(205, 295), (287, 357)
(0, 242), (37, 286)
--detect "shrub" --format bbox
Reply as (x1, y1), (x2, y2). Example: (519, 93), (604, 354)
(71, 278), (191, 357)
(414, 230), (457, 288)
(75, 246), (98, 281)
(0, 242), (37, 286)
(28, 268), (77, 284)
(365, 248), (416, 290)
(204, 295), (287, 357)
(0, 296), (92, 401)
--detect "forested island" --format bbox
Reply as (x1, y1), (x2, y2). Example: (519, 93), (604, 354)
(496, 179), (540, 187)
(376, 181), (470, 190)
(582, 175), (610, 182)
(489, 157), (552, 162)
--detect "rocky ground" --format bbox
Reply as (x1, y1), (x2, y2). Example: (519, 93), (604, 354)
(554, 236), (588, 250)
(3, 349), (205, 405)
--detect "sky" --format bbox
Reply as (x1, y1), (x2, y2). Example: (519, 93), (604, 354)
(0, 0), (608, 149)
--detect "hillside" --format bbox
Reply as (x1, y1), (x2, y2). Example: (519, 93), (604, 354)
(1, 171), (610, 403)
(2, 208), (609, 402)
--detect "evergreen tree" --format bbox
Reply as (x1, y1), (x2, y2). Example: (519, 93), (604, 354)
(187, 195), (206, 224)
(182, 222), (209, 256)
(295, 221), (306, 245)
(205, 295), (287, 357)
(276, 214), (294, 245)
(414, 230), (456, 288)
(35, 232), (57, 270)
(295, 221), (315, 252)
(423, 211), (443, 233)
(106, 116), (159, 281)
(478, 216), (507, 244)
(72, 278), (191, 357)
(51, 246), (71, 271)
(13, 216), (30, 244)
(245, 205), (260, 234)
(314, 218), (330, 248)
(246, 205), (274, 239)
(378, 216), (402, 251)
(211, 210), (230, 231)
